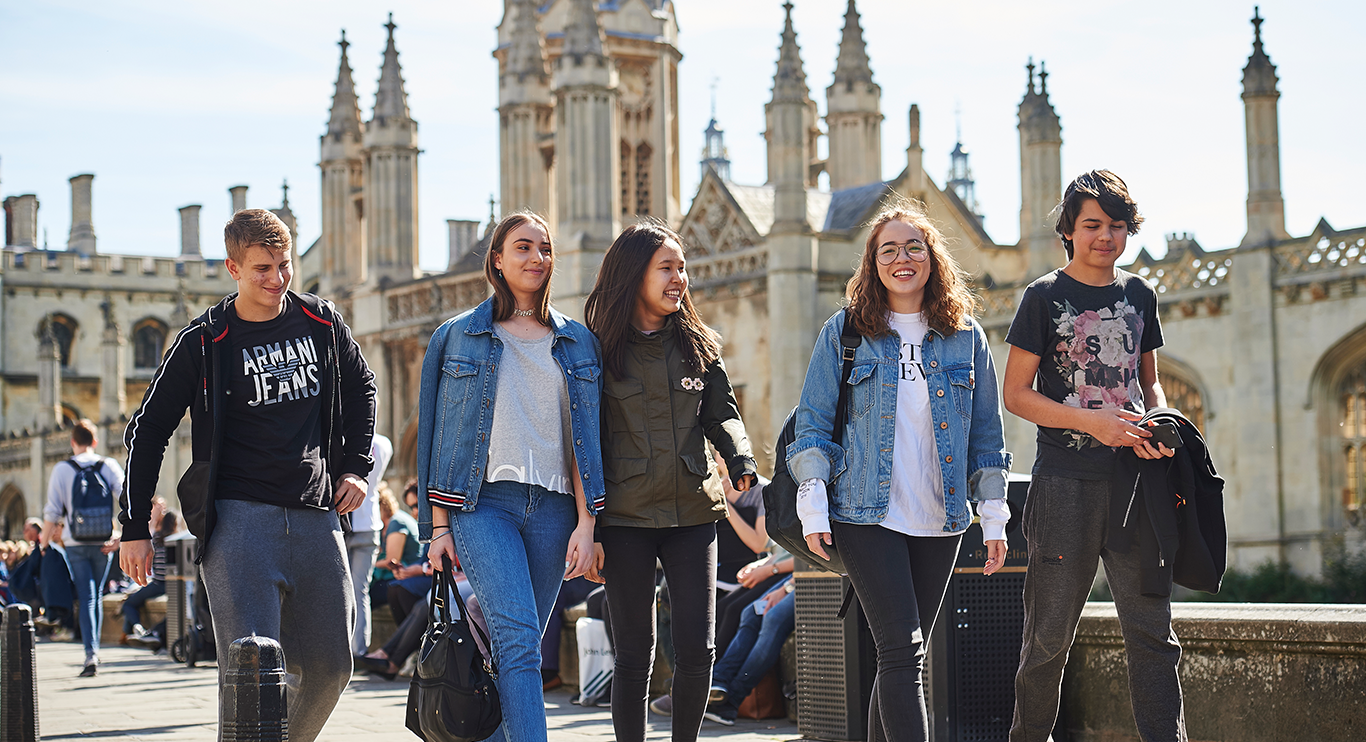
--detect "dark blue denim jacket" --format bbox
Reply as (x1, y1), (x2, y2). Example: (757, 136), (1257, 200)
(787, 310), (1012, 532)
(415, 298), (604, 540)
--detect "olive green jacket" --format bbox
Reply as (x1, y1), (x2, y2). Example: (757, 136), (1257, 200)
(599, 319), (757, 529)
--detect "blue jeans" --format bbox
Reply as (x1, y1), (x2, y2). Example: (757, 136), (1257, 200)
(712, 579), (795, 708)
(451, 480), (576, 742)
(122, 580), (166, 633)
(64, 544), (113, 662)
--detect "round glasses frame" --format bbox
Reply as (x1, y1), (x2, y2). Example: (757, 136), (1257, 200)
(876, 241), (929, 265)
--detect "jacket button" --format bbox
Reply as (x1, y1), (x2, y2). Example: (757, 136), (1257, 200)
(940, 422), (948, 430)
(945, 455), (952, 463)
(572, 404), (578, 410)
(949, 487), (955, 494)
(576, 439), (582, 445)
(936, 389), (944, 397)
(930, 361), (937, 368)
(582, 473), (588, 479)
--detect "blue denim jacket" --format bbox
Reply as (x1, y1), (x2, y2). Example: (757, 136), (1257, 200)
(415, 298), (604, 540)
(787, 310), (1012, 532)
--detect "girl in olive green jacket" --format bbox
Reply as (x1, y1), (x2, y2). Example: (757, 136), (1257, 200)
(585, 221), (756, 742)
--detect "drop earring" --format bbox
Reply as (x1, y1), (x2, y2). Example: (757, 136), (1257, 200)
(497, 268), (503, 278)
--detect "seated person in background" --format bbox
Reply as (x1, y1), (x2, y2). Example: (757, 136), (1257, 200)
(715, 452), (768, 587)
(717, 552), (793, 655)
(370, 483), (420, 609)
(7, 519), (45, 611)
(124, 507), (180, 650)
(703, 577), (796, 726)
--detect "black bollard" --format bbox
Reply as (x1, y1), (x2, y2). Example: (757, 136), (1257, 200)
(1, 604), (40, 742)
(220, 634), (289, 742)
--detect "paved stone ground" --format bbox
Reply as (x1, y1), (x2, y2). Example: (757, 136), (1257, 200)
(35, 639), (800, 741)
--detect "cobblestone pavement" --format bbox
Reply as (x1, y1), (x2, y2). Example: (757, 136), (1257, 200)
(34, 639), (800, 741)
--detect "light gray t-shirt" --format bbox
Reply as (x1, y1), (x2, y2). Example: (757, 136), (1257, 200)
(486, 325), (573, 495)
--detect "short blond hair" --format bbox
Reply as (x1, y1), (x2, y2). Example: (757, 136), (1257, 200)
(224, 209), (291, 263)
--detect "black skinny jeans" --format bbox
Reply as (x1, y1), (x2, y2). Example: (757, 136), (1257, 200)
(600, 522), (716, 742)
(832, 521), (962, 742)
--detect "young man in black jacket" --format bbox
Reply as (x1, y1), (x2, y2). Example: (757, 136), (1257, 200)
(119, 209), (376, 742)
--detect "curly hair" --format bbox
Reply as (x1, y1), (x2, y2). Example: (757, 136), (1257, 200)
(845, 203), (979, 338)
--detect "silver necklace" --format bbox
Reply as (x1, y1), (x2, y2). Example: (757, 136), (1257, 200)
(513, 307), (535, 318)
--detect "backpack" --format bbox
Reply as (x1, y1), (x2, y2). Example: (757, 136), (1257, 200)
(763, 309), (861, 576)
(65, 458), (114, 542)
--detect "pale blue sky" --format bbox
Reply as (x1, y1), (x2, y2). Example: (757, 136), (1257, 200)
(1, 1), (1362, 271)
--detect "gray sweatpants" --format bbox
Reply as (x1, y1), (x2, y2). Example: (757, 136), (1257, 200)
(1011, 475), (1186, 742)
(202, 499), (355, 742)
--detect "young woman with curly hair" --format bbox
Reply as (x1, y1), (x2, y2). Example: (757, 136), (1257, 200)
(786, 203), (1013, 742)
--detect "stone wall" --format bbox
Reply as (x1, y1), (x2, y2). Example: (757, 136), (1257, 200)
(1060, 602), (1366, 742)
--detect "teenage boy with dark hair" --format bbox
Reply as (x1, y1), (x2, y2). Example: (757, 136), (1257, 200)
(1002, 170), (1184, 742)
(119, 208), (376, 742)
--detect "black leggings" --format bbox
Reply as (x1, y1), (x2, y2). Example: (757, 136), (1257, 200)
(831, 521), (962, 742)
(600, 523), (716, 742)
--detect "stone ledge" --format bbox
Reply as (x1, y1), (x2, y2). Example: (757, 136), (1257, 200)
(1063, 602), (1366, 742)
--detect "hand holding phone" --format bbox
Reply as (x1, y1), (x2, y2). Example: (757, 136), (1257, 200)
(1147, 421), (1183, 450)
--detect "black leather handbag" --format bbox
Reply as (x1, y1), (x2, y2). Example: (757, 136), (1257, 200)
(405, 558), (501, 742)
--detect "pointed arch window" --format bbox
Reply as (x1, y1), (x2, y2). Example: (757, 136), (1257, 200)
(635, 142), (653, 216)
(133, 319), (169, 369)
(1339, 369), (1366, 524)
(41, 314), (78, 367)
(621, 140), (633, 218)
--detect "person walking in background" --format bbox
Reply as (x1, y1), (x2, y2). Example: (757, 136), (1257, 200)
(119, 208), (377, 742)
(43, 419), (125, 677)
(348, 432), (393, 656)
(788, 204), (1012, 742)
(584, 221), (757, 742)
(418, 211), (602, 742)
(1001, 170), (1181, 742)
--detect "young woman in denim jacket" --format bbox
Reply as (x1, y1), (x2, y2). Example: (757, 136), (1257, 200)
(584, 222), (757, 742)
(788, 205), (1012, 742)
(416, 212), (604, 742)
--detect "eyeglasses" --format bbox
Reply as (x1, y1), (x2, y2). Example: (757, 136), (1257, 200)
(876, 240), (928, 264)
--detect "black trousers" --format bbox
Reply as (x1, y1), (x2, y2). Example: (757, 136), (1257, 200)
(832, 521), (961, 742)
(600, 522), (716, 742)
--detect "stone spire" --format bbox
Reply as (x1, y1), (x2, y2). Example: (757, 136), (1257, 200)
(37, 320), (62, 428)
(562, 0), (606, 62)
(770, 2), (811, 105)
(365, 13), (421, 287)
(1018, 58), (1063, 277)
(553, 0), (620, 313)
(825, 0), (881, 190)
(499, 0), (555, 220)
(327, 30), (364, 139)
(767, 2), (817, 217)
(831, 0), (873, 88)
(765, 1), (822, 439)
(372, 14), (413, 126)
(505, 0), (549, 82)
(1240, 6), (1289, 246)
(270, 179), (300, 289)
(321, 29), (368, 295)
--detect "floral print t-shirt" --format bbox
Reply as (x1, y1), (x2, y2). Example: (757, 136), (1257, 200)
(1005, 268), (1163, 480)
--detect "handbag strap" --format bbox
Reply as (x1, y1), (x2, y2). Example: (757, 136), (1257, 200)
(830, 308), (862, 445)
(432, 554), (499, 674)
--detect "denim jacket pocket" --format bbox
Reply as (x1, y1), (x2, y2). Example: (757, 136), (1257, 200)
(441, 359), (480, 402)
(605, 456), (648, 485)
(948, 368), (974, 417)
(848, 361), (878, 417)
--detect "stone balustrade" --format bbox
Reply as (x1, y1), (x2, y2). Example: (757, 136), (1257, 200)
(1060, 602), (1366, 742)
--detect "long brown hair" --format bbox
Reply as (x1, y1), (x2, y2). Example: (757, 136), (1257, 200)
(585, 221), (722, 381)
(846, 203), (979, 338)
(484, 211), (554, 325)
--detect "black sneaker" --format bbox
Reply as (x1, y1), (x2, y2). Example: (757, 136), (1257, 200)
(703, 704), (736, 726)
(79, 664), (97, 678)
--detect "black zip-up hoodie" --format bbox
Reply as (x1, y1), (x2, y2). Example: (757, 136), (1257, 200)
(1109, 409), (1227, 597)
(118, 291), (377, 556)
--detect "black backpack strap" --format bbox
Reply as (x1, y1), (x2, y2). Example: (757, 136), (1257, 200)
(835, 584), (858, 619)
(830, 308), (862, 443)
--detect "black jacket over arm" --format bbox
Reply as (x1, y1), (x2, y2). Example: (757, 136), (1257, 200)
(1109, 411), (1227, 597)
(119, 291), (376, 554)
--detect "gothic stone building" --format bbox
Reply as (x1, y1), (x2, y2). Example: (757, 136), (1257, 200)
(3, 2), (1361, 577)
